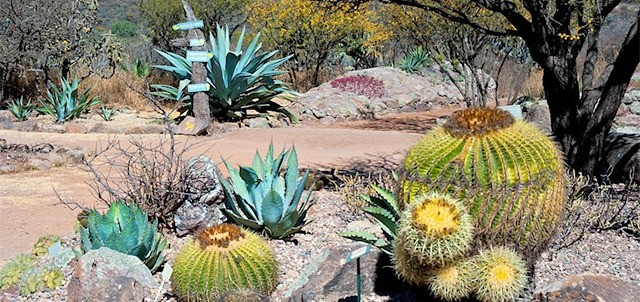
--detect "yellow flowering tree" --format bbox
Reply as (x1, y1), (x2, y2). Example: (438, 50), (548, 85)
(245, 0), (390, 89)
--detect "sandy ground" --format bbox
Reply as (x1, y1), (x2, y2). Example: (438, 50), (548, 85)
(0, 117), (435, 264)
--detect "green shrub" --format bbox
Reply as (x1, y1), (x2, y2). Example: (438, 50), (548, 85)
(110, 20), (138, 38)
(0, 254), (37, 290)
(221, 143), (315, 239)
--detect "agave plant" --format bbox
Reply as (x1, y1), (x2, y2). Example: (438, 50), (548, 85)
(221, 143), (314, 239)
(78, 200), (167, 272)
(38, 76), (101, 122)
(7, 96), (37, 121)
(98, 105), (117, 121)
(120, 58), (151, 79)
(339, 173), (400, 255)
(153, 24), (298, 122)
(399, 46), (431, 74)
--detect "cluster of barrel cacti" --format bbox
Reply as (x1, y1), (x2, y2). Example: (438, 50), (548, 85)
(391, 107), (566, 302)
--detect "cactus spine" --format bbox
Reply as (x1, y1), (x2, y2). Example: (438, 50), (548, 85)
(171, 224), (278, 301)
(428, 259), (474, 301)
(398, 107), (566, 260)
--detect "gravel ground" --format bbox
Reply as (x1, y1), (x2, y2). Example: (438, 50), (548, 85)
(2, 190), (640, 302)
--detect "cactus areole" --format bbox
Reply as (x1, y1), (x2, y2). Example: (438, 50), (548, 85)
(399, 107), (567, 262)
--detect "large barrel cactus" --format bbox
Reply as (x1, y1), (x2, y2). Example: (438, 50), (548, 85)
(171, 223), (278, 301)
(398, 107), (566, 260)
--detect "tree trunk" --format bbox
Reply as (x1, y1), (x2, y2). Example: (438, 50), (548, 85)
(544, 16), (639, 176)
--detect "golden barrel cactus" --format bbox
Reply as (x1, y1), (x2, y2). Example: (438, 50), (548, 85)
(398, 107), (566, 260)
(171, 224), (278, 301)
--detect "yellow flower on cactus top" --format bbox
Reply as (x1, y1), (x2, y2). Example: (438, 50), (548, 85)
(397, 192), (473, 265)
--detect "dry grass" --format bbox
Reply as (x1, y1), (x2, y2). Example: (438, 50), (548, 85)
(82, 72), (153, 112)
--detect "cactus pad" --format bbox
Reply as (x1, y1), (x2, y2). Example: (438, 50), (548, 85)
(171, 224), (278, 301)
(399, 107), (566, 260)
(472, 246), (528, 302)
(397, 192), (473, 265)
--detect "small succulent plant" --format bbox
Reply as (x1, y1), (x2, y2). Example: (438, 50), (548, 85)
(18, 266), (64, 296)
(339, 176), (400, 255)
(98, 105), (117, 121)
(399, 46), (431, 74)
(31, 234), (61, 257)
(221, 143), (314, 239)
(38, 76), (101, 122)
(7, 96), (37, 121)
(78, 200), (167, 272)
(171, 224), (278, 301)
(0, 254), (37, 290)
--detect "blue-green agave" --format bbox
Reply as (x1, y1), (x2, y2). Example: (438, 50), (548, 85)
(153, 24), (298, 122)
(221, 143), (314, 239)
(38, 76), (101, 122)
(339, 174), (400, 255)
(79, 201), (167, 272)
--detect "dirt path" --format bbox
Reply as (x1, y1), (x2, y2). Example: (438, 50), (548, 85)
(0, 125), (424, 263)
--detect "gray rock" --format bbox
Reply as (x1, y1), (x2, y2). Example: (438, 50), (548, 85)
(623, 90), (640, 105)
(629, 101), (640, 115)
(534, 273), (640, 302)
(172, 116), (208, 135)
(12, 120), (38, 132)
(89, 122), (112, 133)
(244, 117), (270, 128)
(601, 132), (640, 184)
(522, 101), (552, 133)
(0, 110), (15, 123)
(288, 243), (382, 301)
(174, 155), (225, 236)
(67, 248), (157, 302)
(124, 124), (165, 134)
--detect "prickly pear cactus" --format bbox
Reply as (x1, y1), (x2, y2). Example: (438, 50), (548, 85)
(398, 107), (566, 260)
(171, 224), (278, 301)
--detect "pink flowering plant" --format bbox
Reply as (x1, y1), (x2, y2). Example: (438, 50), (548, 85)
(330, 75), (385, 99)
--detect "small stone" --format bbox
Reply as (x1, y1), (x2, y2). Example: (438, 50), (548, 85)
(89, 122), (112, 133)
(125, 125), (165, 134)
(244, 117), (270, 128)
(0, 110), (15, 123)
(534, 273), (640, 302)
(171, 116), (208, 135)
(12, 120), (38, 132)
(628, 101), (640, 115)
(64, 123), (87, 134)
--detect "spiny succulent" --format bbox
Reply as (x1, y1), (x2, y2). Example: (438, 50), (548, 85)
(0, 254), (37, 290)
(396, 192), (473, 265)
(399, 107), (566, 261)
(31, 234), (61, 257)
(171, 223), (278, 301)
(472, 246), (528, 302)
(391, 241), (432, 286)
(428, 259), (474, 301)
(79, 200), (167, 272)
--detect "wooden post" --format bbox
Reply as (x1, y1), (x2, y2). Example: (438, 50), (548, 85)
(180, 0), (211, 131)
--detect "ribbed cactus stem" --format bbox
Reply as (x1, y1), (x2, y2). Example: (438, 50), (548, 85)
(428, 259), (474, 301)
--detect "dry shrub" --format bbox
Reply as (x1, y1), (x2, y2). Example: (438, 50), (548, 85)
(82, 72), (152, 112)
(334, 172), (395, 212)
(553, 171), (640, 251)
(84, 133), (208, 230)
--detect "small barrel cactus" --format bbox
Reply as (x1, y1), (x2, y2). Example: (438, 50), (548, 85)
(79, 200), (167, 272)
(471, 246), (528, 302)
(396, 192), (473, 265)
(398, 107), (566, 260)
(171, 223), (278, 301)
(428, 258), (474, 301)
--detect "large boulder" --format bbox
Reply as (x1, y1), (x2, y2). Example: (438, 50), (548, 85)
(534, 273), (640, 302)
(293, 67), (465, 122)
(601, 132), (640, 184)
(174, 155), (226, 236)
(67, 248), (158, 302)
